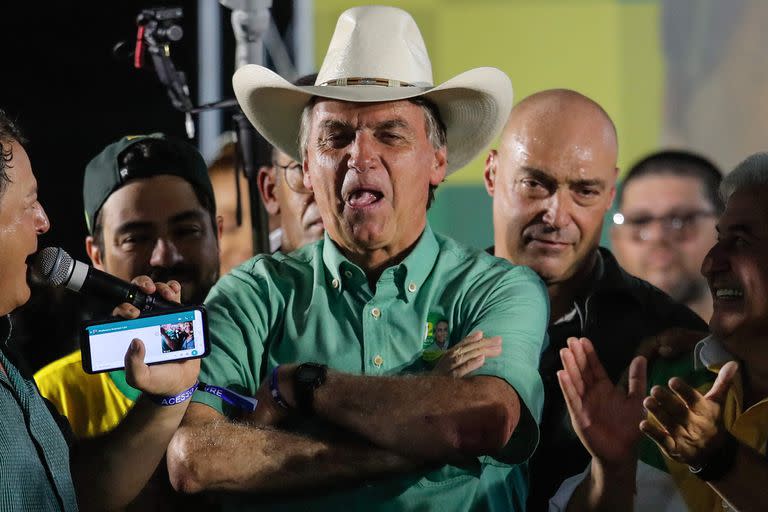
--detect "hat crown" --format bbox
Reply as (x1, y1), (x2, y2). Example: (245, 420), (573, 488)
(316, 6), (433, 87)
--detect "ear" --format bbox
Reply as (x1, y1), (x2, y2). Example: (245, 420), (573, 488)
(302, 156), (314, 192)
(85, 235), (104, 270)
(257, 165), (280, 216)
(429, 146), (448, 186)
(215, 215), (224, 241)
(606, 166), (619, 210)
(484, 150), (498, 196)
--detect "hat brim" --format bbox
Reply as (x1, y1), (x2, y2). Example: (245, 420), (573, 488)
(233, 66), (513, 174)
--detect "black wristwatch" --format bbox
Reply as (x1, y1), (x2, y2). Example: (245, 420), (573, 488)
(293, 363), (328, 415)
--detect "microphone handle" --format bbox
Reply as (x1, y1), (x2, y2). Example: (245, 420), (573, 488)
(77, 266), (179, 311)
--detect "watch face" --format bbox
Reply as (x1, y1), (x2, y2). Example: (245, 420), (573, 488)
(297, 364), (326, 385)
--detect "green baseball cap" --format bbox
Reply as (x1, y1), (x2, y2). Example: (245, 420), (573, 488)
(83, 133), (216, 233)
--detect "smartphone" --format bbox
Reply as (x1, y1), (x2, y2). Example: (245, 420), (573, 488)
(81, 305), (210, 374)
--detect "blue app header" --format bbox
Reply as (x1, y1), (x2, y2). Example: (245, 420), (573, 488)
(87, 310), (196, 336)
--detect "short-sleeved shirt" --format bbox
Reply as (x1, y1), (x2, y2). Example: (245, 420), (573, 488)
(35, 350), (139, 438)
(193, 225), (549, 511)
(0, 317), (78, 511)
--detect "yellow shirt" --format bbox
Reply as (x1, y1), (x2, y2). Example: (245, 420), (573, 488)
(34, 350), (139, 438)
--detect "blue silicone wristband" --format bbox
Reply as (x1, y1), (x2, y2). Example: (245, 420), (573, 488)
(270, 365), (290, 409)
(146, 381), (199, 406)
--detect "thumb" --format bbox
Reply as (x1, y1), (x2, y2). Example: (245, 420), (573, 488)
(124, 338), (149, 389)
(705, 361), (738, 404)
(627, 356), (647, 399)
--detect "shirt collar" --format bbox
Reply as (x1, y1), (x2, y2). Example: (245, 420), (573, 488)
(694, 335), (735, 371)
(321, 224), (440, 298)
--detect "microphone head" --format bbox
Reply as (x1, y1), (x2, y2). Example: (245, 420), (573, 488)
(31, 247), (74, 287)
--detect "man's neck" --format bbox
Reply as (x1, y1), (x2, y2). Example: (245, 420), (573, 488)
(547, 251), (599, 323)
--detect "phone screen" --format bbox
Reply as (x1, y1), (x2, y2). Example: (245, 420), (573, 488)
(82, 306), (209, 373)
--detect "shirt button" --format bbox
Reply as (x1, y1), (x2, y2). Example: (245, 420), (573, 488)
(344, 270), (353, 278)
(373, 355), (384, 367)
(332, 278), (339, 288)
(408, 282), (417, 293)
(371, 307), (381, 319)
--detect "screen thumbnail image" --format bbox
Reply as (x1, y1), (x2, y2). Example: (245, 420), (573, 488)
(160, 321), (195, 353)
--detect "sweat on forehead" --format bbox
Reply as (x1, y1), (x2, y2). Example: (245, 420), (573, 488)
(503, 89), (618, 150)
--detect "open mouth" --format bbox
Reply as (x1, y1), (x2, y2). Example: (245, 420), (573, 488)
(345, 189), (384, 209)
(713, 287), (744, 299)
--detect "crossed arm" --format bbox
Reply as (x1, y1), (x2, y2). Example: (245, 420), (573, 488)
(167, 368), (520, 494)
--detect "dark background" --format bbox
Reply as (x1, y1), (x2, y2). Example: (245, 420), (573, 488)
(2, 2), (293, 373)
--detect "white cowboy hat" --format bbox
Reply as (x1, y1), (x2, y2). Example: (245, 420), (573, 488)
(233, 5), (513, 174)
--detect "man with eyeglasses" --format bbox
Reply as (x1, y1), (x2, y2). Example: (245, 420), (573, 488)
(256, 148), (324, 254)
(483, 89), (708, 509)
(612, 150), (723, 322)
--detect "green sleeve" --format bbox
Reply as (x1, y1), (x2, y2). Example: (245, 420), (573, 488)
(192, 264), (277, 417)
(466, 263), (549, 465)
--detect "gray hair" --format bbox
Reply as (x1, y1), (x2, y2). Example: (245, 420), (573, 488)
(721, 152), (768, 202)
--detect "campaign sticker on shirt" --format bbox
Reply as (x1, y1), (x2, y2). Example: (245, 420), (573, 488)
(422, 313), (449, 362)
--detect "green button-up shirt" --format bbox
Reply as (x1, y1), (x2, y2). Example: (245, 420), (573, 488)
(0, 317), (78, 511)
(194, 225), (548, 511)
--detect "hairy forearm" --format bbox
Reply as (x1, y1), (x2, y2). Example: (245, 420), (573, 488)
(168, 406), (424, 494)
(313, 373), (519, 461)
(71, 396), (189, 512)
(708, 443), (768, 511)
(566, 459), (636, 512)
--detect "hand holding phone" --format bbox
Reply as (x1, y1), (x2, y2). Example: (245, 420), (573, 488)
(82, 305), (207, 397)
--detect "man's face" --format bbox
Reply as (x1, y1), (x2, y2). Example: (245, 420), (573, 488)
(702, 186), (768, 350)
(435, 321), (449, 347)
(272, 150), (324, 253)
(612, 174), (717, 303)
(0, 142), (50, 314)
(487, 120), (617, 284)
(303, 100), (446, 257)
(87, 175), (220, 304)
(210, 167), (253, 274)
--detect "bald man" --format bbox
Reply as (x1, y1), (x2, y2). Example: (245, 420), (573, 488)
(484, 89), (707, 508)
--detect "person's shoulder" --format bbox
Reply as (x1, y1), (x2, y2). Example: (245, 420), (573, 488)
(34, 350), (84, 386)
(227, 239), (323, 280)
(599, 248), (707, 327)
(434, 232), (542, 283)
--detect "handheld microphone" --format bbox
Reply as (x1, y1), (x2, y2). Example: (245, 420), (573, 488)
(31, 247), (178, 312)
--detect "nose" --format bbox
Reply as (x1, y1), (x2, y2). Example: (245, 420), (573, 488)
(35, 203), (50, 235)
(348, 131), (376, 172)
(701, 241), (727, 278)
(541, 190), (572, 228)
(638, 222), (665, 242)
(149, 237), (182, 268)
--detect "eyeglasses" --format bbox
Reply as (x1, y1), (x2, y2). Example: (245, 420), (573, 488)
(612, 210), (716, 242)
(272, 161), (310, 194)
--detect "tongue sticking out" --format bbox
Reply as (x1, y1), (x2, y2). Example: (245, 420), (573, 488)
(347, 190), (381, 207)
